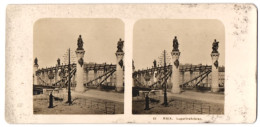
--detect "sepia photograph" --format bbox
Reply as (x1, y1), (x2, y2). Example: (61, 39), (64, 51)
(33, 18), (125, 114)
(5, 4), (256, 123)
(132, 19), (225, 114)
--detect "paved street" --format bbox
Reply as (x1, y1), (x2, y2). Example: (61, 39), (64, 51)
(167, 90), (224, 104)
(33, 89), (124, 114)
(72, 89), (124, 103)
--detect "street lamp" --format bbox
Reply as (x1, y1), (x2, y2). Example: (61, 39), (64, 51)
(160, 50), (168, 106)
(65, 48), (72, 105)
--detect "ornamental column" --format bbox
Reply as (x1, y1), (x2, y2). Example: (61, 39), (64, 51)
(190, 70), (194, 86)
(75, 35), (85, 92)
(132, 60), (135, 87)
(55, 58), (61, 83)
(48, 70), (54, 86)
(33, 58), (39, 85)
(171, 36), (181, 93)
(85, 69), (89, 84)
(211, 39), (220, 92)
(115, 38), (124, 92)
(54, 68), (58, 83)
(94, 68), (97, 84)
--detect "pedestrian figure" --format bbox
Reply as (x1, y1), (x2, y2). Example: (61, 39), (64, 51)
(48, 91), (54, 108)
(144, 93), (150, 110)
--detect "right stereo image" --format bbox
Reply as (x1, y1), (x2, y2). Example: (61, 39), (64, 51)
(132, 19), (225, 114)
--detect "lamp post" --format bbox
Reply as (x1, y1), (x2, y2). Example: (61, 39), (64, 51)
(158, 50), (170, 106)
(66, 48), (72, 105)
(163, 50), (168, 106)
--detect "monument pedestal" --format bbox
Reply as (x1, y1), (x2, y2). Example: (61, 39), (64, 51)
(75, 49), (85, 92)
(211, 52), (219, 92)
(33, 64), (39, 85)
(115, 51), (124, 92)
(171, 50), (181, 94)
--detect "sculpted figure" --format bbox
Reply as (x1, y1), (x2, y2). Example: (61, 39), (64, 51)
(57, 58), (60, 66)
(117, 38), (124, 52)
(132, 60), (135, 69)
(77, 35), (84, 50)
(153, 60), (157, 67)
(212, 39), (219, 53)
(34, 57), (38, 65)
(173, 36), (179, 51)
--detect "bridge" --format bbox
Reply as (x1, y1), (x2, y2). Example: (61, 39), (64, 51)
(33, 35), (125, 92)
(132, 37), (225, 93)
(133, 64), (224, 90)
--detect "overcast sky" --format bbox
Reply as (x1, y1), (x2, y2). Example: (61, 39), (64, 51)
(133, 19), (225, 70)
(34, 19), (225, 70)
(34, 18), (124, 68)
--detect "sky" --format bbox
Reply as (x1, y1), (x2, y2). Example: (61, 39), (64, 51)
(133, 19), (225, 70)
(34, 18), (124, 68)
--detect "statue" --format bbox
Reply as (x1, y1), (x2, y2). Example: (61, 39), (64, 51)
(132, 60), (135, 69)
(34, 57), (38, 65)
(57, 58), (60, 66)
(77, 35), (84, 50)
(117, 38), (124, 52)
(212, 39), (219, 53)
(173, 36), (179, 51)
(153, 60), (157, 67)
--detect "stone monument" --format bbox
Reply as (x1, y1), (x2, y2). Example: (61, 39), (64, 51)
(153, 60), (157, 68)
(171, 36), (181, 93)
(75, 35), (85, 92)
(57, 58), (60, 66)
(132, 60), (135, 72)
(211, 39), (220, 92)
(115, 38), (124, 92)
(33, 57), (39, 85)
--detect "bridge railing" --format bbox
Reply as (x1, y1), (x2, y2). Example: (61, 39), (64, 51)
(84, 69), (116, 88)
(180, 69), (212, 88)
(37, 66), (77, 88)
(36, 63), (77, 74)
